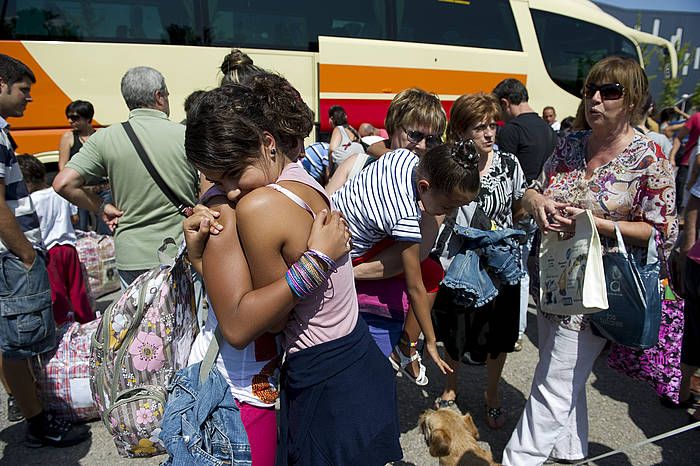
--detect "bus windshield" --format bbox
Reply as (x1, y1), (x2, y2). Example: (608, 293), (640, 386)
(531, 9), (638, 98)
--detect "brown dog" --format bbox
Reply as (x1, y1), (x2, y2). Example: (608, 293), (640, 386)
(419, 408), (501, 466)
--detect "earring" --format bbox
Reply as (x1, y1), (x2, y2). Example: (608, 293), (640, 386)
(270, 148), (277, 156)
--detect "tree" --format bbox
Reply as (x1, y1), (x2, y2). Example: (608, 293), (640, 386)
(659, 42), (690, 108)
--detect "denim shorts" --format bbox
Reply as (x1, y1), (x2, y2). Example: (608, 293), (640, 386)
(0, 251), (55, 359)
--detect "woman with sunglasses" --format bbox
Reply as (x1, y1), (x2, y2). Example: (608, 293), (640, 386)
(333, 88), (454, 385)
(503, 56), (677, 465)
(58, 100), (112, 234)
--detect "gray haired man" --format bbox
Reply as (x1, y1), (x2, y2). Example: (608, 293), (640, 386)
(54, 66), (199, 286)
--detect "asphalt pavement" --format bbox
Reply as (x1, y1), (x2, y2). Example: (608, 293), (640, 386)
(0, 300), (698, 465)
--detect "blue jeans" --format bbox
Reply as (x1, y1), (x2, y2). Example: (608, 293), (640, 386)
(0, 251), (55, 359)
(160, 361), (252, 465)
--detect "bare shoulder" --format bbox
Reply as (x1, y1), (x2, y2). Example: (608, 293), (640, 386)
(236, 187), (284, 220)
(60, 131), (74, 144)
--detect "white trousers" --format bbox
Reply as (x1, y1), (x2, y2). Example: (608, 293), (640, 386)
(503, 313), (607, 465)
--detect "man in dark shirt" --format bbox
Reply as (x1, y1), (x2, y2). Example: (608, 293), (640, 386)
(493, 79), (557, 182)
(493, 78), (557, 350)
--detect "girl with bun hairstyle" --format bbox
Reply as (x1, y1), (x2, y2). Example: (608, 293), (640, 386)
(184, 73), (402, 465)
(332, 133), (481, 381)
(219, 48), (264, 86)
(431, 92), (528, 430)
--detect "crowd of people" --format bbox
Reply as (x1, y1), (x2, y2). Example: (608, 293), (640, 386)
(0, 46), (698, 465)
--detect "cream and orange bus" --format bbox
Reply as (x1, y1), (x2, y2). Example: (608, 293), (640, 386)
(0, 0), (677, 168)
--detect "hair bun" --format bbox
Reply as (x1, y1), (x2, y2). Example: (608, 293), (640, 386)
(221, 49), (253, 74)
(451, 139), (480, 169)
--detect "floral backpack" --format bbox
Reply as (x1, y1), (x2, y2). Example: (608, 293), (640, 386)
(90, 239), (199, 458)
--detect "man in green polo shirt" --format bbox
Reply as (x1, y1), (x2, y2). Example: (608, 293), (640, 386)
(54, 66), (199, 286)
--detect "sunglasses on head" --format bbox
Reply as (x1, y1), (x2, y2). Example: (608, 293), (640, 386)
(582, 82), (625, 101)
(67, 114), (81, 121)
(403, 127), (442, 148)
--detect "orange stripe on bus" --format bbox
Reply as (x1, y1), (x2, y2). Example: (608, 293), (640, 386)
(319, 64), (527, 95)
(10, 129), (65, 156)
(0, 42), (97, 129)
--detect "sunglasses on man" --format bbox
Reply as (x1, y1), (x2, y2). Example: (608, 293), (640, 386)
(403, 128), (442, 148)
(582, 82), (625, 101)
(67, 114), (82, 121)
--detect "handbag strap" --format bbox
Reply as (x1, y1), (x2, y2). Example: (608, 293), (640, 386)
(122, 121), (193, 217)
(198, 326), (224, 384)
(612, 223), (658, 265)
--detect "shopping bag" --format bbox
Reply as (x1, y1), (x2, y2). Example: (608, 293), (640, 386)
(539, 209), (608, 315)
(590, 227), (661, 349)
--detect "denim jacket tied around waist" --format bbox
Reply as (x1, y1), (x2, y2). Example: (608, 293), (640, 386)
(442, 225), (526, 308)
(159, 361), (252, 466)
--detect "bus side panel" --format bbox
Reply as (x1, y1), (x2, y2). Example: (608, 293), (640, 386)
(0, 41), (317, 153)
(318, 36), (528, 133)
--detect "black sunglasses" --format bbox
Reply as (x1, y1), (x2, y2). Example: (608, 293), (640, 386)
(67, 114), (81, 121)
(582, 82), (625, 101)
(403, 127), (442, 148)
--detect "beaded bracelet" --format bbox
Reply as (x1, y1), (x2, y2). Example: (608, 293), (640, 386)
(285, 250), (337, 299)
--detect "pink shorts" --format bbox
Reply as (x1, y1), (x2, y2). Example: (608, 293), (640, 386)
(237, 401), (277, 466)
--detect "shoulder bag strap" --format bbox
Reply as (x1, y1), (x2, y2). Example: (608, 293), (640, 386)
(198, 326), (224, 384)
(122, 121), (193, 217)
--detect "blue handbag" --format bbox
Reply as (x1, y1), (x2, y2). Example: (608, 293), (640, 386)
(590, 226), (661, 349)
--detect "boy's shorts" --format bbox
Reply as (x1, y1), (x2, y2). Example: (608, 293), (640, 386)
(0, 251), (56, 359)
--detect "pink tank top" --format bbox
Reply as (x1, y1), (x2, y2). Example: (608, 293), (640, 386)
(270, 163), (358, 354)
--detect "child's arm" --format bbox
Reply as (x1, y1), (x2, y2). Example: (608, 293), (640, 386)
(399, 241), (452, 374)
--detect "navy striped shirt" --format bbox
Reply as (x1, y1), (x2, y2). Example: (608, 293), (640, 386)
(331, 149), (421, 257)
(301, 142), (329, 183)
(0, 118), (42, 254)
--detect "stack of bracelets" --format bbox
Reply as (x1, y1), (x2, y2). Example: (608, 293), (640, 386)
(285, 249), (337, 299)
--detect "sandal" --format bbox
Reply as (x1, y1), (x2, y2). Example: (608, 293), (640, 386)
(433, 396), (459, 412)
(389, 344), (428, 386)
(485, 405), (506, 430)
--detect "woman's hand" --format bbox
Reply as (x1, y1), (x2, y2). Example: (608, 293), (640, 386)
(307, 209), (351, 262)
(524, 190), (569, 233)
(425, 340), (453, 375)
(545, 206), (584, 234)
(183, 205), (223, 263)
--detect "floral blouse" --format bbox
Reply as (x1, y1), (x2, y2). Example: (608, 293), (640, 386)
(540, 130), (678, 331)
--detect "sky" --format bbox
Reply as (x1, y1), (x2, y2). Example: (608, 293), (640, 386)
(594, 0), (700, 13)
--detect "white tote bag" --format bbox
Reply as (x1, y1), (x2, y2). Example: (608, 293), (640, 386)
(539, 209), (608, 315)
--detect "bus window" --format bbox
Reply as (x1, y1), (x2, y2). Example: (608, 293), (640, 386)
(531, 9), (637, 98)
(205, 0), (388, 51)
(3, 0), (199, 44)
(394, 0), (521, 51)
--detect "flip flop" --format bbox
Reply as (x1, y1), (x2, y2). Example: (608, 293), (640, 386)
(389, 344), (428, 386)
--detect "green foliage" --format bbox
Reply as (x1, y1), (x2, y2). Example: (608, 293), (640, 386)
(692, 79), (700, 110)
(659, 42), (691, 108)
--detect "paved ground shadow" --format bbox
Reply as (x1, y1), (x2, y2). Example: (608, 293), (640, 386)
(0, 421), (92, 465)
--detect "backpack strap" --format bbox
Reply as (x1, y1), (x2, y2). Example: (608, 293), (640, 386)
(198, 326), (224, 384)
(122, 121), (193, 217)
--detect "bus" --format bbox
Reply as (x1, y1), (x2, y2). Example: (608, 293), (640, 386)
(0, 0), (678, 162)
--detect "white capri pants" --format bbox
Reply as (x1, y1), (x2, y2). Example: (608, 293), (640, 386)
(503, 312), (607, 465)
